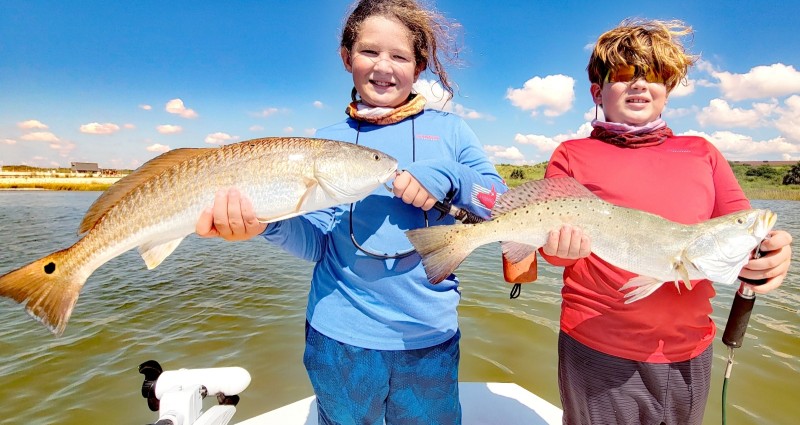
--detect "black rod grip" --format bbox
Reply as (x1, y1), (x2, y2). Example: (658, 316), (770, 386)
(722, 286), (756, 349)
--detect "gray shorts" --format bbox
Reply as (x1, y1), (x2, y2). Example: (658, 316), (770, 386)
(558, 331), (712, 425)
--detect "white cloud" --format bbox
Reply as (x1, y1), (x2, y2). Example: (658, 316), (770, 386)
(452, 103), (492, 121)
(205, 132), (239, 145)
(670, 79), (695, 97)
(283, 127), (294, 134)
(313, 101), (324, 109)
(414, 79), (452, 111)
(714, 63), (800, 101)
(124, 123), (135, 129)
(583, 106), (603, 122)
(506, 74), (575, 117)
(156, 125), (183, 134)
(258, 107), (280, 118)
(80, 122), (121, 134)
(249, 125), (264, 132)
(680, 129), (800, 160)
(3, 139), (17, 145)
(21, 131), (60, 142)
(165, 98), (198, 119)
(17, 119), (48, 130)
(775, 95), (800, 142)
(696, 99), (774, 128)
(146, 144), (171, 153)
(140, 104), (152, 111)
(514, 133), (560, 152)
(304, 128), (316, 136)
(663, 107), (697, 119)
(484, 145), (525, 163)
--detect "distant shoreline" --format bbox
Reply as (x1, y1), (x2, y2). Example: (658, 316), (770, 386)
(1, 175), (798, 201)
(0, 176), (122, 191)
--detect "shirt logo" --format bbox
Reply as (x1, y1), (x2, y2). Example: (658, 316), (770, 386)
(472, 185), (497, 210)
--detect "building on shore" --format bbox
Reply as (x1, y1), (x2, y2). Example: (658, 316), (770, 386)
(70, 162), (101, 175)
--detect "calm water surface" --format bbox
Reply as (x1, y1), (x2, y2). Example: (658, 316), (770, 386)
(0, 192), (798, 424)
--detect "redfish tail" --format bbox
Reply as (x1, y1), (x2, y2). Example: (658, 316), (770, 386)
(0, 249), (84, 336)
(406, 224), (477, 284)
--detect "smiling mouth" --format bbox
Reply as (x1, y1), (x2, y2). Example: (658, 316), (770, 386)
(627, 98), (649, 103)
(371, 80), (395, 88)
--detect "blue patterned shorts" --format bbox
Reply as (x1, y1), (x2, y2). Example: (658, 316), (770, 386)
(303, 322), (461, 425)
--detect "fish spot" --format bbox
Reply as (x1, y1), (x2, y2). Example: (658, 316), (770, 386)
(44, 262), (56, 274)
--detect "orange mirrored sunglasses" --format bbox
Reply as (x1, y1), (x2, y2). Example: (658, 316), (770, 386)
(604, 65), (665, 84)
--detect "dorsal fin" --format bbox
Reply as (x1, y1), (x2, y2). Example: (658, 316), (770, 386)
(492, 177), (597, 218)
(79, 148), (216, 234)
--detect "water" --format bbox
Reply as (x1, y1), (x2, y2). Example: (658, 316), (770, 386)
(0, 192), (797, 425)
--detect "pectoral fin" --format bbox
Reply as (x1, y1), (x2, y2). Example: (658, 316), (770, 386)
(675, 261), (693, 291)
(139, 238), (185, 269)
(295, 178), (319, 213)
(620, 276), (665, 303)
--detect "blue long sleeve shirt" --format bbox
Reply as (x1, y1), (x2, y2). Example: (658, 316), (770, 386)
(262, 109), (506, 350)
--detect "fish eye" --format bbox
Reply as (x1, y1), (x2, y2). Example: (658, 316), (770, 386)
(736, 218), (745, 224)
(373, 154), (380, 161)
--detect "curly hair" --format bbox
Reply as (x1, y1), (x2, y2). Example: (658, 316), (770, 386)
(587, 18), (698, 92)
(340, 0), (461, 100)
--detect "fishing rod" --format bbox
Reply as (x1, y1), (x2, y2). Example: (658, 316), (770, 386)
(720, 246), (768, 425)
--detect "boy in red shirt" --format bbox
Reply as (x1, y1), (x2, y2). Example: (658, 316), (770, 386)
(540, 18), (793, 425)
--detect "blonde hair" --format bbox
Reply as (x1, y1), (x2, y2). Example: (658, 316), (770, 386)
(341, 0), (461, 99)
(587, 18), (697, 92)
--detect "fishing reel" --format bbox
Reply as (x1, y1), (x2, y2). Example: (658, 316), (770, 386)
(139, 360), (251, 425)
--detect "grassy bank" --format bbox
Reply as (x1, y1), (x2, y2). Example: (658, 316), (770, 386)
(0, 177), (121, 191)
(2, 161), (799, 201)
(496, 162), (800, 201)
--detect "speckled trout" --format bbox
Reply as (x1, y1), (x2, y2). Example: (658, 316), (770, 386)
(0, 137), (397, 336)
(406, 177), (776, 301)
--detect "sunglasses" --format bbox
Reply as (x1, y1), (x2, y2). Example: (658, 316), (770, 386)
(604, 65), (666, 84)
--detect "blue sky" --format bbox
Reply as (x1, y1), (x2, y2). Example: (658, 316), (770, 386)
(2, 1), (799, 170)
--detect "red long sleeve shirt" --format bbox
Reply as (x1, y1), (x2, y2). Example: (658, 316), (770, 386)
(542, 135), (750, 363)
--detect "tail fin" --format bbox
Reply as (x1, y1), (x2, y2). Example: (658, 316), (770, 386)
(0, 249), (84, 336)
(406, 224), (477, 284)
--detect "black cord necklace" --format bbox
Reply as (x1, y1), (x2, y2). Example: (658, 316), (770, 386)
(349, 117), (429, 259)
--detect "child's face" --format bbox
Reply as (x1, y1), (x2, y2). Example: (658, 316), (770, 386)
(592, 76), (668, 126)
(341, 16), (421, 108)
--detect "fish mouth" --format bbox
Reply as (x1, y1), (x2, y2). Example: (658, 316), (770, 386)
(757, 209), (778, 238)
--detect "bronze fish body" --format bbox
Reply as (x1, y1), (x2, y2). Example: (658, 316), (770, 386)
(0, 137), (398, 335)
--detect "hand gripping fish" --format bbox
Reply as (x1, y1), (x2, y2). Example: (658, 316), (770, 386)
(406, 177), (776, 302)
(0, 137), (398, 336)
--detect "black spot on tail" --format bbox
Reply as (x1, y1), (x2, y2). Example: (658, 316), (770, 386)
(44, 262), (56, 274)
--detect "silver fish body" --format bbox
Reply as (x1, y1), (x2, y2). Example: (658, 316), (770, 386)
(0, 137), (398, 335)
(406, 177), (776, 301)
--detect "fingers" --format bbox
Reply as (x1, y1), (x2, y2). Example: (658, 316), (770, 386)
(541, 225), (591, 259)
(740, 230), (792, 294)
(199, 188), (267, 241)
(217, 188), (243, 239)
(393, 171), (437, 210)
(392, 171), (410, 198)
(760, 230), (793, 252)
(239, 194), (268, 236)
(195, 207), (220, 238)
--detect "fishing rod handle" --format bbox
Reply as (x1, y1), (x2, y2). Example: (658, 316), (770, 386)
(432, 201), (486, 224)
(722, 282), (757, 349)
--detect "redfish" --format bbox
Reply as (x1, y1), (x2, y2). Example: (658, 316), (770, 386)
(0, 137), (397, 335)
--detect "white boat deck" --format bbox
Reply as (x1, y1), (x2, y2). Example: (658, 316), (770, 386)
(237, 382), (562, 425)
